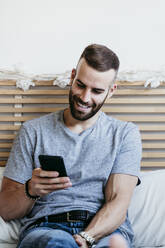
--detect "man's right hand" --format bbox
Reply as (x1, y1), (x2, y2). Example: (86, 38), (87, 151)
(28, 168), (72, 197)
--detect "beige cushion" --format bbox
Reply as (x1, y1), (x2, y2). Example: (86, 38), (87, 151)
(0, 168), (20, 247)
(129, 169), (165, 247)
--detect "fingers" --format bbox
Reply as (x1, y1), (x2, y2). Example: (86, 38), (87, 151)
(28, 168), (72, 197)
(33, 168), (59, 178)
(73, 234), (88, 248)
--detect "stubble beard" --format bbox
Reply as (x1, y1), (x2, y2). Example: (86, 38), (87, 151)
(69, 89), (108, 121)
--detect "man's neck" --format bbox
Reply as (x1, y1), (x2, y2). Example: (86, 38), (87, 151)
(63, 108), (100, 134)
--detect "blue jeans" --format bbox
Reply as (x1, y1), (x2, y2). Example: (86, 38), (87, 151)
(17, 221), (131, 248)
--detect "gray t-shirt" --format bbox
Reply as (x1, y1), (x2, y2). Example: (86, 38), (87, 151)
(4, 110), (142, 241)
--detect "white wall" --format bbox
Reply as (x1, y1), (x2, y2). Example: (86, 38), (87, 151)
(0, 0), (165, 74)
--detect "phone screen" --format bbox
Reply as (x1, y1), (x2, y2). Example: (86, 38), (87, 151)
(38, 155), (67, 177)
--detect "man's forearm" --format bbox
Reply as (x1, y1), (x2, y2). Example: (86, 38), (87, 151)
(84, 197), (127, 242)
(0, 186), (35, 221)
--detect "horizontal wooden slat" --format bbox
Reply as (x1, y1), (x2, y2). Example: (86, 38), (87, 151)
(0, 80), (54, 86)
(117, 81), (165, 86)
(113, 89), (165, 95)
(0, 125), (20, 130)
(143, 152), (165, 158)
(0, 98), (69, 104)
(142, 143), (165, 149)
(141, 161), (165, 167)
(0, 116), (44, 121)
(1, 89), (165, 96)
(0, 134), (15, 139)
(0, 107), (64, 113)
(138, 125), (165, 131)
(102, 106), (165, 113)
(1, 97), (165, 104)
(0, 80), (165, 86)
(141, 134), (165, 140)
(0, 152), (10, 157)
(1, 115), (165, 122)
(0, 143), (12, 148)
(0, 89), (69, 95)
(0, 161), (6, 167)
(113, 115), (165, 122)
(1, 106), (165, 113)
(105, 98), (165, 104)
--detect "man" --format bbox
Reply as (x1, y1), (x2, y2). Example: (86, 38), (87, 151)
(0, 44), (142, 248)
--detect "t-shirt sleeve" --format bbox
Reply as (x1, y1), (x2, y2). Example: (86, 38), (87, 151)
(3, 124), (35, 184)
(111, 122), (142, 184)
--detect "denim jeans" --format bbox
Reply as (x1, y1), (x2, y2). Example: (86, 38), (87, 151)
(17, 221), (130, 248)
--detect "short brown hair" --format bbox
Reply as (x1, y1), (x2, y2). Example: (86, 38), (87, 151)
(79, 44), (120, 72)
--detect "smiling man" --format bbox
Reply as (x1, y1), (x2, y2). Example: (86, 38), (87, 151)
(0, 44), (142, 248)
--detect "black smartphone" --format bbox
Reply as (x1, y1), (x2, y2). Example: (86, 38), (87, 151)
(38, 155), (67, 177)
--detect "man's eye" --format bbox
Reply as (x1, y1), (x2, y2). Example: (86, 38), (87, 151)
(77, 83), (84, 88)
(93, 90), (102, 94)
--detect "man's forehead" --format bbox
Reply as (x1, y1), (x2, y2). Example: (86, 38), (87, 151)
(76, 59), (116, 86)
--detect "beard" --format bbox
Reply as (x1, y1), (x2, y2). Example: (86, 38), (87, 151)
(69, 88), (108, 121)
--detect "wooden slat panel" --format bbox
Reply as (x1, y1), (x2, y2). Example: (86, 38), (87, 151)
(0, 125), (20, 130)
(0, 80), (165, 170)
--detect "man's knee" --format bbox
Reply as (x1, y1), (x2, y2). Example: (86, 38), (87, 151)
(109, 233), (128, 248)
(19, 228), (78, 248)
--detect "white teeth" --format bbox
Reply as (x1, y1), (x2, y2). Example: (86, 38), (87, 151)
(77, 102), (89, 109)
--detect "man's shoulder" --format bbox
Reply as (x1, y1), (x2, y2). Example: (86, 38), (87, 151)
(101, 112), (138, 132)
(23, 111), (62, 130)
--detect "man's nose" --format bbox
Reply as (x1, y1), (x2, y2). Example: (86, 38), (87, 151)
(80, 89), (91, 103)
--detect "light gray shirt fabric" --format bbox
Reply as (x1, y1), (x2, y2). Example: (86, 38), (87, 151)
(4, 110), (142, 241)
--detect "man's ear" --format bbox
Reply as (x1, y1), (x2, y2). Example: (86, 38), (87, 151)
(108, 83), (117, 98)
(68, 69), (76, 86)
